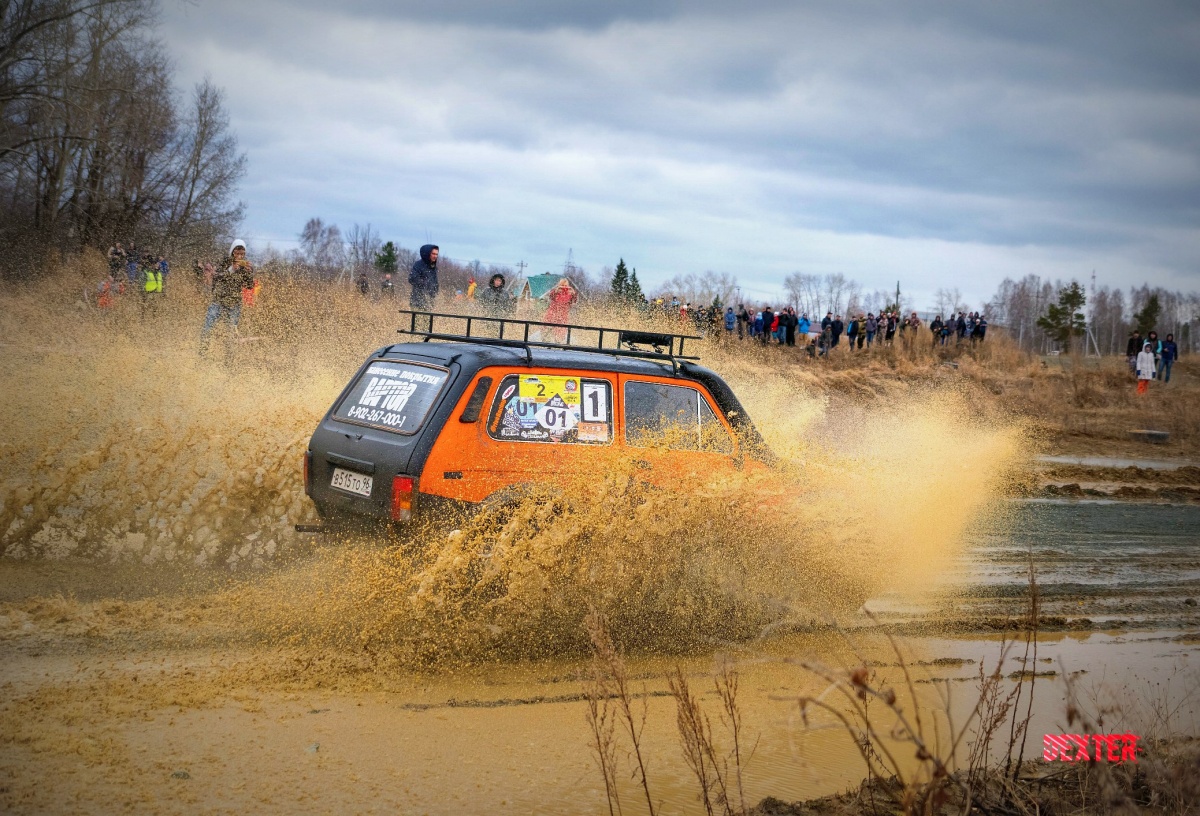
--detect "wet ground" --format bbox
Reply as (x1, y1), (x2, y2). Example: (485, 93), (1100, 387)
(2, 497), (1197, 815)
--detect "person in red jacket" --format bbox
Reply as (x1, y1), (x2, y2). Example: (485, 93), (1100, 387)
(543, 280), (576, 342)
(544, 280), (575, 323)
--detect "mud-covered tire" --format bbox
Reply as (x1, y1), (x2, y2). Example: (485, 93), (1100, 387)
(461, 486), (568, 548)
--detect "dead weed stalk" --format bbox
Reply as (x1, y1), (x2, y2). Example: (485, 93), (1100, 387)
(788, 567), (1044, 815)
(584, 610), (657, 816)
(665, 657), (753, 816)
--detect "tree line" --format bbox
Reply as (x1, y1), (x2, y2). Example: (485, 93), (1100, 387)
(0, 0), (246, 277)
(267, 217), (1200, 354)
(988, 276), (1197, 355)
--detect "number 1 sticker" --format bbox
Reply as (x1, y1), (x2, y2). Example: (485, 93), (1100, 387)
(582, 382), (608, 422)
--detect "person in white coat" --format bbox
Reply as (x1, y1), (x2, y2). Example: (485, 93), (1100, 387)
(1136, 342), (1156, 395)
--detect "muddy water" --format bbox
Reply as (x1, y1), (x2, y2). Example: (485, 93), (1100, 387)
(1, 284), (1196, 813)
(2, 515), (1196, 815)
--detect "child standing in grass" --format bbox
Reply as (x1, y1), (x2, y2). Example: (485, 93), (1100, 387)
(1136, 342), (1156, 395)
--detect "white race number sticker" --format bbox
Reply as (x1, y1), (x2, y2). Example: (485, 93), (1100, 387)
(582, 382), (608, 422)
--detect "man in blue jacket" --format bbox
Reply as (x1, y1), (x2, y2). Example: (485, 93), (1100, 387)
(409, 244), (440, 309)
(1159, 334), (1178, 383)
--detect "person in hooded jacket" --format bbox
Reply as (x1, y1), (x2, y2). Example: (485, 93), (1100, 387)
(784, 307), (797, 346)
(1159, 334), (1178, 383)
(1145, 331), (1162, 362)
(1125, 331), (1143, 375)
(478, 273), (513, 317)
(200, 239), (255, 355)
(1136, 342), (1156, 395)
(409, 244), (439, 309)
(846, 315), (859, 350)
(760, 306), (774, 345)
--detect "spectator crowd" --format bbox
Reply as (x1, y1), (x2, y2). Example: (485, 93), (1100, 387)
(1127, 329), (1179, 389)
(94, 240), (1180, 387)
(640, 297), (989, 358)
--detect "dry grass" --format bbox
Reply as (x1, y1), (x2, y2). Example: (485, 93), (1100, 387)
(705, 328), (1200, 458)
(583, 612), (755, 816)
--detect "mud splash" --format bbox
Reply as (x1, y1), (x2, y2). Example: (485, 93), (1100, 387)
(0, 277), (1026, 664)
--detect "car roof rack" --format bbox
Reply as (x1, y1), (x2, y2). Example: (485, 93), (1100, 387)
(397, 310), (701, 369)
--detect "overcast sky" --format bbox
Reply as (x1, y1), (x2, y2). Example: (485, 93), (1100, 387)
(160, 0), (1200, 309)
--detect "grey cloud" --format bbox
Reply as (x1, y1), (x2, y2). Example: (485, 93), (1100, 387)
(160, 0), (1200, 300)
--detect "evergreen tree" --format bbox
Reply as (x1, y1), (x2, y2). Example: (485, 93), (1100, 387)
(1036, 281), (1087, 353)
(610, 259), (630, 301)
(627, 268), (645, 304)
(1132, 294), (1161, 335)
(375, 241), (399, 275)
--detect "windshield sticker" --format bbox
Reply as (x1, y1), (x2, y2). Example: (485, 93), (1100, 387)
(334, 361), (448, 434)
(491, 376), (611, 444)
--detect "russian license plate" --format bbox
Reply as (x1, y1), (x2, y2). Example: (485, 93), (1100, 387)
(331, 467), (372, 497)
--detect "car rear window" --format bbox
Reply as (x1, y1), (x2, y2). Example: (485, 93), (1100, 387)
(333, 360), (449, 435)
(487, 374), (613, 444)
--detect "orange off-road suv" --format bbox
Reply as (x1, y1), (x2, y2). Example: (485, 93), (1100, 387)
(303, 311), (775, 532)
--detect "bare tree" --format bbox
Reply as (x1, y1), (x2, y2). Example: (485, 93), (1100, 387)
(932, 287), (966, 317)
(783, 272), (820, 315)
(1, 0), (149, 159)
(162, 77), (246, 253)
(299, 217), (344, 279)
(1089, 287), (1127, 355)
(823, 273), (852, 315)
(654, 270), (738, 307)
(1, 0), (245, 272)
(345, 222), (381, 277)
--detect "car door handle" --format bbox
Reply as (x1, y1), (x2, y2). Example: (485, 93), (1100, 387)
(326, 452), (375, 474)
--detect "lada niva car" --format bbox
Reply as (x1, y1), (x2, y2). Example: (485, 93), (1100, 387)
(304, 311), (774, 532)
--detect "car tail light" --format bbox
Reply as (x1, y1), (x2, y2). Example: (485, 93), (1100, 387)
(303, 450), (313, 497)
(391, 476), (415, 522)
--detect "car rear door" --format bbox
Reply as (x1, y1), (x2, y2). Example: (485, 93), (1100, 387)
(309, 356), (455, 520)
(421, 367), (618, 505)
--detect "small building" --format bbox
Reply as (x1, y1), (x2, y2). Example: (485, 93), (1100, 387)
(511, 273), (577, 306)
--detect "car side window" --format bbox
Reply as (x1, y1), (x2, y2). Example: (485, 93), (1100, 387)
(486, 374), (613, 444)
(624, 381), (733, 454)
(698, 397), (734, 455)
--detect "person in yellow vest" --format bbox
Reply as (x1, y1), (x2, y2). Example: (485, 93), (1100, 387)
(139, 252), (164, 316)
